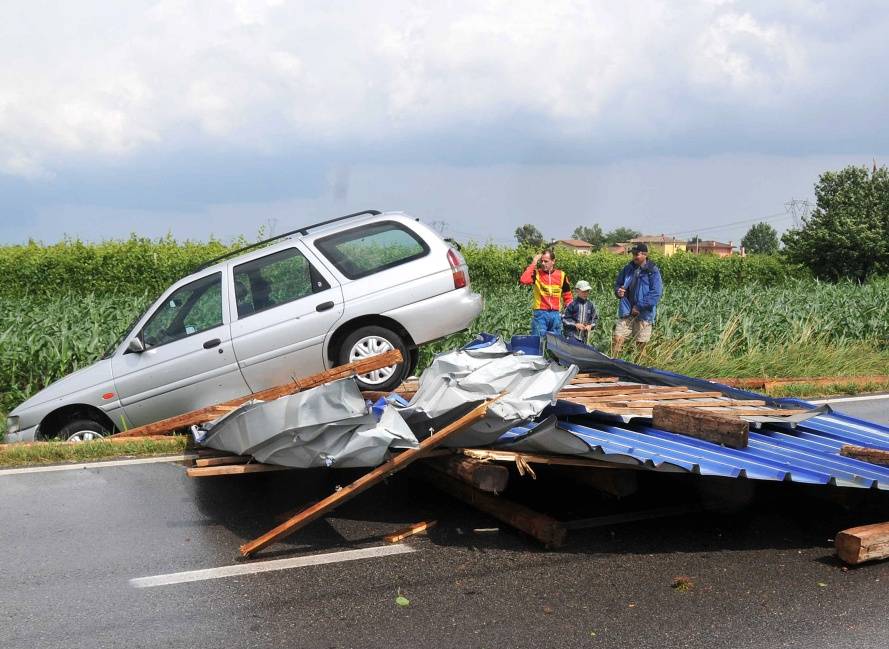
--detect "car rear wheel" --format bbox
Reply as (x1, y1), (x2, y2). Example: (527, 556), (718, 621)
(338, 326), (408, 392)
(57, 418), (111, 442)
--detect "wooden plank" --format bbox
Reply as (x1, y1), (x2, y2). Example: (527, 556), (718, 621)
(187, 463), (292, 477)
(416, 469), (567, 548)
(559, 385), (686, 397)
(383, 520), (437, 544)
(591, 405), (810, 417)
(592, 398), (766, 408)
(840, 445), (889, 467)
(460, 449), (630, 469)
(239, 398), (495, 557)
(836, 521), (889, 565)
(570, 375), (620, 384)
(193, 455), (250, 467)
(426, 455), (509, 493)
(652, 405), (749, 448)
(112, 349), (403, 438)
(570, 391), (734, 403)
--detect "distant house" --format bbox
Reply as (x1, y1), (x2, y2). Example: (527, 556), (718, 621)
(555, 239), (594, 255)
(626, 235), (687, 257)
(606, 243), (627, 254)
(686, 240), (734, 257)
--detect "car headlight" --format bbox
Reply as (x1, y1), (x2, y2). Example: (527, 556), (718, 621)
(6, 416), (19, 434)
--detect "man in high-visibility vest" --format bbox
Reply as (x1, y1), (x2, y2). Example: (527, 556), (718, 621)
(520, 248), (573, 338)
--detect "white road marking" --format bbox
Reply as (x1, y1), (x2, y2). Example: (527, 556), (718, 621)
(129, 544), (416, 588)
(810, 394), (889, 405)
(0, 454), (198, 477)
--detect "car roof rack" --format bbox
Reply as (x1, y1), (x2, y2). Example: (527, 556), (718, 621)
(194, 209), (382, 271)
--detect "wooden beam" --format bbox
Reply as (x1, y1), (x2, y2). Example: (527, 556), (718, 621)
(193, 455), (250, 467)
(383, 520), (437, 544)
(840, 445), (889, 467)
(186, 463), (291, 477)
(836, 521), (889, 565)
(239, 398), (495, 557)
(460, 449), (625, 469)
(416, 469), (567, 548)
(652, 405), (749, 448)
(112, 349), (402, 438)
(425, 455), (509, 493)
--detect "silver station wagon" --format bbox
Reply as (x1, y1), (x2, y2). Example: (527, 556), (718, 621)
(5, 210), (483, 442)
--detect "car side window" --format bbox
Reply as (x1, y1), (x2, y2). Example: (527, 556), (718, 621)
(233, 247), (330, 318)
(142, 272), (223, 348)
(314, 221), (430, 279)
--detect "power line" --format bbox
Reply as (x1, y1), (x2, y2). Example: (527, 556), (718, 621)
(665, 211), (792, 238)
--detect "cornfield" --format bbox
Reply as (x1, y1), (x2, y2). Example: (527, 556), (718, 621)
(3, 278), (888, 420)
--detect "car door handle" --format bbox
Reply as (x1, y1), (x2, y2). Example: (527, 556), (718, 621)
(316, 301), (335, 312)
(203, 338), (222, 349)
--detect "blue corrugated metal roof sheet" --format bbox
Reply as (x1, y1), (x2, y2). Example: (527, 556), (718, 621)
(549, 407), (889, 489)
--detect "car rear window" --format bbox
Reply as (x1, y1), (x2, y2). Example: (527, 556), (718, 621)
(314, 221), (429, 279)
(233, 247), (330, 318)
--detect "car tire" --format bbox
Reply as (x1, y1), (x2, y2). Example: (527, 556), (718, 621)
(338, 326), (408, 392)
(56, 418), (111, 442)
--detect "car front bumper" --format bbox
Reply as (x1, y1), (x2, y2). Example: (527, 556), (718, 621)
(4, 424), (38, 444)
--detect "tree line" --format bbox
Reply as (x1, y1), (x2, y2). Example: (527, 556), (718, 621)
(514, 163), (889, 282)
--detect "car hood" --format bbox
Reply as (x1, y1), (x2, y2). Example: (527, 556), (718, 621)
(10, 359), (114, 414)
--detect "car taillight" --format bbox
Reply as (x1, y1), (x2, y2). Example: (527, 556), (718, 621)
(447, 248), (467, 289)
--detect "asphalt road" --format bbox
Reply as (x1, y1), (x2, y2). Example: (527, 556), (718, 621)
(813, 395), (889, 426)
(3, 438), (889, 649)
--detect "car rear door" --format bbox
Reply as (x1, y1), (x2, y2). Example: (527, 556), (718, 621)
(111, 270), (249, 428)
(228, 244), (344, 392)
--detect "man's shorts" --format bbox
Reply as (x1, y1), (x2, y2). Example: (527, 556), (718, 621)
(613, 316), (653, 343)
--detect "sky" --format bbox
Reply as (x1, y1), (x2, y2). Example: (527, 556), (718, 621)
(2, 0), (888, 245)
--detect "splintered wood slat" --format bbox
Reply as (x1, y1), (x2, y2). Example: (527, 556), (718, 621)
(112, 349), (402, 438)
(460, 449), (622, 469)
(187, 463), (291, 477)
(840, 445), (889, 467)
(239, 398), (495, 557)
(836, 522), (889, 565)
(383, 520), (437, 544)
(652, 405), (749, 448)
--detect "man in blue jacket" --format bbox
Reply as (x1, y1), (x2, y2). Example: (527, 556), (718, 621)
(612, 243), (663, 355)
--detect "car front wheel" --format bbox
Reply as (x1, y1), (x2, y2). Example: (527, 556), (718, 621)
(338, 326), (408, 392)
(56, 418), (111, 442)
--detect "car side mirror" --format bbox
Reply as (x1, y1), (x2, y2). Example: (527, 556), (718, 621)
(126, 338), (145, 354)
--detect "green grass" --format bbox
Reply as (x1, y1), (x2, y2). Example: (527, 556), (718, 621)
(0, 437), (188, 468)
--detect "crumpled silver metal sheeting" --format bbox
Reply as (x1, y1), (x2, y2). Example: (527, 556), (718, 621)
(195, 379), (418, 468)
(399, 339), (578, 447)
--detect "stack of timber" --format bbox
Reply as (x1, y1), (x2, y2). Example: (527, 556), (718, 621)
(557, 376), (811, 421)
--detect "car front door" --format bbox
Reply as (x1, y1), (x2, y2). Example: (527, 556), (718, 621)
(229, 244), (344, 392)
(111, 270), (250, 428)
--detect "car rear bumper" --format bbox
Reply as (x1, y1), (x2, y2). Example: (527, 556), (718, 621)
(385, 288), (484, 345)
